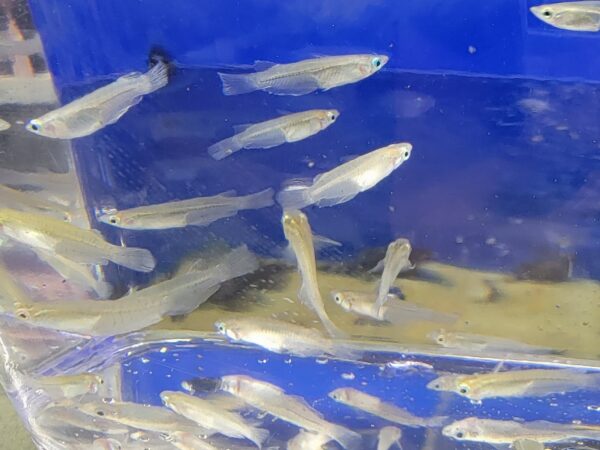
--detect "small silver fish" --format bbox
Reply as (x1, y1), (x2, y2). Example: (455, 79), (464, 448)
(428, 368), (600, 402)
(98, 188), (274, 230)
(26, 60), (169, 139)
(427, 329), (558, 355)
(443, 417), (600, 444)
(215, 316), (360, 358)
(277, 143), (412, 210)
(282, 210), (344, 337)
(0, 184), (71, 220)
(373, 238), (414, 308)
(530, 2), (600, 31)
(28, 372), (104, 399)
(331, 290), (457, 325)
(15, 246), (258, 336)
(218, 54), (388, 96)
(170, 431), (218, 450)
(287, 430), (331, 450)
(328, 387), (446, 428)
(208, 109), (339, 160)
(377, 426), (403, 450)
(0, 208), (155, 272)
(220, 375), (361, 450)
(161, 391), (269, 448)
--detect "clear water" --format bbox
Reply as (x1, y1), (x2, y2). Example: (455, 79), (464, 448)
(0, 0), (600, 449)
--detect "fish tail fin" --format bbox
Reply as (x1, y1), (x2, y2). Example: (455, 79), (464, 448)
(207, 136), (243, 160)
(143, 56), (170, 93)
(276, 184), (312, 210)
(425, 415), (450, 428)
(112, 247), (156, 272)
(217, 245), (259, 281)
(330, 426), (362, 450)
(239, 188), (275, 210)
(218, 72), (258, 96)
(250, 427), (270, 448)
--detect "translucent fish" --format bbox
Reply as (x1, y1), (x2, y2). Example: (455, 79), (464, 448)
(377, 426), (403, 450)
(215, 316), (361, 358)
(220, 375), (362, 450)
(98, 188), (274, 230)
(530, 2), (600, 32)
(15, 246), (258, 336)
(443, 417), (600, 444)
(35, 404), (131, 436)
(161, 391), (269, 448)
(218, 54), (388, 96)
(277, 143), (412, 210)
(208, 109), (339, 160)
(26, 59), (169, 139)
(373, 238), (414, 308)
(331, 290), (457, 325)
(0, 167), (73, 205)
(27, 372), (103, 399)
(427, 329), (559, 355)
(0, 208), (155, 272)
(0, 258), (32, 311)
(329, 388), (446, 428)
(282, 210), (345, 337)
(0, 184), (71, 220)
(287, 430), (332, 450)
(429, 368), (600, 401)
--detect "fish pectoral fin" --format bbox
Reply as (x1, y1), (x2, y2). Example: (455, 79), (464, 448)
(55, 240), (107, 265)
(512, 439), (544, 450)
(265, 75), (321, 96)
(315, 193), (359, 208)
(243, 127), (287, 149)
(103, 95), (143, 126)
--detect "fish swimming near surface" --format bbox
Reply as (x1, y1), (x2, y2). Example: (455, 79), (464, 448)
(427, 368), (600, 402)
(26, 56), (169, 139)
(282, 210), (344, 337)
(221, 375), (362, 450)
(161, 391), (269, 448)
(530, 2), (600, 31)
(443, 417), (600, 444)
(14, 246), (258, 336)
(98, 188), (274, 230)
(329, 388), (446, 428)
(331, 290), (457, 325)
(218, 54), (388, 96)
(208, 109), (339, 160)
(277, 143), (412, 210)
(0, 208), (155, 272)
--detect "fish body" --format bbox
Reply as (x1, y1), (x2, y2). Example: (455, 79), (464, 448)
(282, 210), (344, 337)
(77, 400), (204, 435)
(0, 184), (71, 220)
(98, 188), (274, 230)
(287, 430), (331, 450)
(26, 60), (169, 139)
(427, 329), (557, 355)
(429, 369), (600, 401)
(328, 388), (445, 428)
(0, 259), (32, 311)
(0, 208), (155, 272)
(530, 2), (600, 31)
(374, 238), (414, 308)
(161, 391), (268, 448)
(208, 109), (338, 160)
(331, 290), (457, 325)
(443, 417), (600, 444)
(221, 375), (361, 450)
(277, 143), (412, 210)
(215, 316), (360, 358)
(15, 246), (258, 336)
(377, 426), (402, 450)
(29, 372), (103, 399)
(170, 432), (218, 450)
(36, 404), (131, 436)
(218, 54), (388, 96)
(0, 119), (10, 131)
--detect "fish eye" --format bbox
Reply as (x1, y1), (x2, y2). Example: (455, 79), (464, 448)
(456, 431), (464, 439)
(108, 215), (119, 224)
(459, 385), (469, 394)
(217, 324), (225, 332)
(334, 294), (342, 304)
(96, 410), (104, 416)
(437, 336), (444, 342)
(543, 9), (553, 17)
(328, 112), (336, 121)
(404, 151), (410, 159)
(372, 57), (381, 68)
(16, 310), (29, 320)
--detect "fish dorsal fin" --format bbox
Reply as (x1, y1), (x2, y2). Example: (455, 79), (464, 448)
(118, 71), (143, 81)
(217, 189), (237, 197)
(254, 60), (277, 71)
(233, 123), (254, 133)
(368, 258), (385, 274)
(281, 177), (313, 190)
